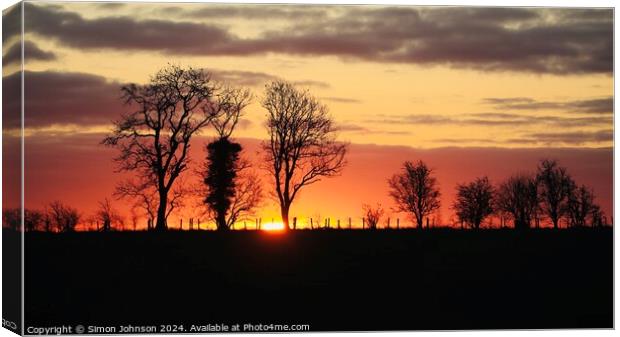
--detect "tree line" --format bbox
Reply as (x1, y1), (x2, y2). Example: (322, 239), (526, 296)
(361, 158), (607, 230)
(1, 65), (609, 232)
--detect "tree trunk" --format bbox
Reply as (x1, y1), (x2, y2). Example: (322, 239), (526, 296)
(281, 204), (290, 230)
(216, 213), (228, 231)
(416, 215), (423, 229)
(155, 192), (168, 231)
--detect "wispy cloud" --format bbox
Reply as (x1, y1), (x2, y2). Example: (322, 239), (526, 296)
(483, 97), (613, 114)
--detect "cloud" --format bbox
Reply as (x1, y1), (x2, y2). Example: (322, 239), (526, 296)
(17, 3), (237, 55)
(174, 4), (328, 20)
(2, 40), (57, 66)
(321, 97), (362, 104)
(337, 122), (411, 136)
(369, 112), (612, 128)
(291, 80), (331, 89)
(526, 130), (613, 145)
(12, 4), (612, 75)
(209, 69), (278, 87)
(209, 69), (330, 89)
(3, 70), (125, 129)
(483, 97), (613, 114)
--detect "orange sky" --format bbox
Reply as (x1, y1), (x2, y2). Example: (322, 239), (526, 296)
(2, 2), (613, 229)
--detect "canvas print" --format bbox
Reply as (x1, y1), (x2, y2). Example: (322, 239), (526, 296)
(1, 1), (613, 334)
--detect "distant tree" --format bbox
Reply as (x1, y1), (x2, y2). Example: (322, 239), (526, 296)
(262, 80), (347, 230)
(114, 178), (169, 231)
(590, 204), (606, 227)
(453, 176), (494, 229)
(363, 204), (384, 230)
(94, 198), (125, 232)
(566, 183), (598, 227)
(103, 65), (220, 231)
(388, 160), (441, 229)
(495, 174), (538, 229)
(2, 208), (20, 231)
(48, 201), (80, 232)
(536, 159), (573, 229)
(24, 209), (44, 232)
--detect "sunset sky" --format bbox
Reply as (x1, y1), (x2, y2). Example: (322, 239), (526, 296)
(2, 2), (613, 229)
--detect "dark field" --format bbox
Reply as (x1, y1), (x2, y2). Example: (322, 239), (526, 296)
(23, 228), (612, 331)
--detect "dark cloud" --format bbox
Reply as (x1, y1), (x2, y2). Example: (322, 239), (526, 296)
(3, 70), (125, 129)
(436, 129), (613, 145)
(176, 4), (328, 20)
(95, 3), (126, 9)
(321, 97), (362, 104)
(2, 3), (21, 44)
(15, 4), (612, 75)
(2, 40), (57, 66)
(526, 130), (613, 145)
(21, 3), (237, 55)
(483, 97), (613, 114)
(370, 112), (612, 128)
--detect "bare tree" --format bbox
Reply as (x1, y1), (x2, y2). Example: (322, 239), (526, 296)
(495, 174), (539, 229)
(363, 204), (384, 230)
(208, 85), (252, 139)
(2, 208), (20, 231)
(262, 80), (347, 230)
(388, 160), (441, 229)
(48, 201), (80, 233)
(102, 65), (219, 231)
(536, 159), (573, 229)
(94, 198), (125, 232)
(24, 209), (44, 232)
(566, 183), (598, 227)
(115, 177), (185, 231)
(453, 176), (494, 229)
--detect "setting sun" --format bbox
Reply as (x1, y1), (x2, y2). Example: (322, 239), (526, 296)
(262, 222), (285, 231)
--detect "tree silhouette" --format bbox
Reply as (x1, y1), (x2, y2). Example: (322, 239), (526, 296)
(94, 198), (124, 232)
(453, 176), (494, 229)
(200, 86), (257, 230)
(24, 209), (44, 232)
(388, 160), (441, 229)
(536, 159), (573, 229)
(363, 204), (384, 230)
(566, 183), (598, 227)
(48, 201), (80, 233)
(262, 80), (347, 230)
(495, 174), (538, 229)
(113, 178), (186, 231)
(2, 208), (20, 231)
(103, 65), (219, 231)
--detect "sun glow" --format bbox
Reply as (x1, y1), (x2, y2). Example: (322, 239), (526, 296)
(262, 222), (285, 231)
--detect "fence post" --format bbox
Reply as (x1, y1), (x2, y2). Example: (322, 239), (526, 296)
(397, 218), (400, 229)
(348, 217), (352, 229)
(387, 218), (391, 229)
(180, 218), (183, 230)
(362, 218), (365, 229)
(293, 217), (297, 230)
(337, 219), (341, 229)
